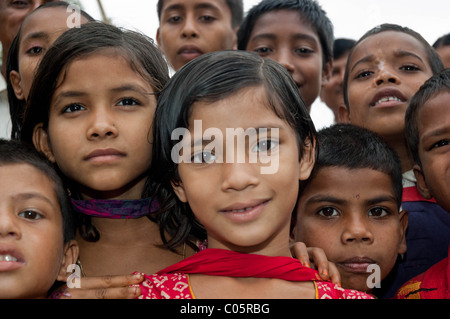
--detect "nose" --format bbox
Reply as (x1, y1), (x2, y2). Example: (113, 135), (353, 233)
(181, 15), (198, 39)
(374, 66), (400, 86)
(341, 214), (374, 245)
(221, 162), (260, 192)
(0, 211), (21, 240)
(86, 107), (119, 140)
(275, 49), (295, 74)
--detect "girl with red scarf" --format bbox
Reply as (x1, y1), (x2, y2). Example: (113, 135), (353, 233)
(139, 50), (373, 299)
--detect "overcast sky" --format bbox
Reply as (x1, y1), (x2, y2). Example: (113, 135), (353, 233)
(78, 0), (450, 129)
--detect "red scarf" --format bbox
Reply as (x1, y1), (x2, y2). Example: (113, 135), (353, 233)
(157, 248), (323, 282)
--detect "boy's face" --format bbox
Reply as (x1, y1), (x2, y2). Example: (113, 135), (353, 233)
(320, 51), (350, 119)
(343, 31), (433, 140)
(156, 0), (237, 71)
(172, 86), (314, 255)
(294, 166), (407, 293)
(0, 163), (75, 298)
(245, 9), (331, 112)
(414, 91), (450, 212)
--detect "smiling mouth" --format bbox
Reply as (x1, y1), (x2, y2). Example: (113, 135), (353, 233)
(372, 96), (404, 106)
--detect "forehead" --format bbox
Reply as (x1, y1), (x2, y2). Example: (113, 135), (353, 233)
(160, 0), (231, 14)
(0, 163), (58, 200)
(251, 9), (317, 39)
(350, 31), (429, 64)
(309, 166), (397, 198)
(20, 6), (84, 38)
(418, 91), (450, 132)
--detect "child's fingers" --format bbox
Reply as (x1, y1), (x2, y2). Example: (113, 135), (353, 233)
(60, 285), (141, 299)
(74, 273), (144, 290)
(290, 242), (311, 268)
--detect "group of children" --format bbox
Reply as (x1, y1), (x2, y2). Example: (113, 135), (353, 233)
(0, 0), (449, 300)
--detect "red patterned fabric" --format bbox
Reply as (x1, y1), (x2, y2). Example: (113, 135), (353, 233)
(394, 246), (450, 299)
(136, 248), (373, 299)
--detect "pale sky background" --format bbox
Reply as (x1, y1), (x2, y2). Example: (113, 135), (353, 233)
(78, 0), (450, 130)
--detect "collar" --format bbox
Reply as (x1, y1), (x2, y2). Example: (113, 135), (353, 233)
(70, 197), (159, 219)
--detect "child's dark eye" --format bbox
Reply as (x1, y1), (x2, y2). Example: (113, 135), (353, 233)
(368, 207), (389, 217)
(192, 150), (216, 164)
(355, 70), (373, 79)
(253, 47), (272, 55)
(317, 207), (339, 218)
(26, 46), (44, 55)
(430, 139), (450, 150)
(117, 98), (139, 106)
(63, 103), (86, 113)
(199, 15), (215, 22)
(400, 65), (420, 71)
(252, 139), (279, 153)
(18, 210), (42, 220)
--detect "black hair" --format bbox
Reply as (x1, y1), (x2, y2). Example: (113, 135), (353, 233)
(156, 0), (244, 28)
(302, 123), (403, 208)
(0, 138), (75, 243)
(237, 0), (334, 67)
(432, 33), (450, 49)
(333, 38), (355, 59)
(343, 23), (444, 110)
(6, 1), (95, 140)
(20, 21), (170, 242)
(150, 49), (317, 251)
(405, 68), (450, 168)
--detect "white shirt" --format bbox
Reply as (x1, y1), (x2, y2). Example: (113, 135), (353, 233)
(0, 75), (11, 139)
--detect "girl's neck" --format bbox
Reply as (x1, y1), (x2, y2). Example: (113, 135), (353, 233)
(207, 235), (293, 258)
(76, 217), (193, 276)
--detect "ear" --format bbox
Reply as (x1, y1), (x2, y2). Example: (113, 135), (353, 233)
(57, 240), (79, 282)
(337, 104), (351, 124)
(33, 123), (56, 162)
(413, 163), (432, 199)
(9, 70), (26, 101)
(171, 180), (188, 203)
(156, 27), (162, 48)
(298, 137), (315, 181)
(321, 60), (332, 86)
(397, 209), (408, 255)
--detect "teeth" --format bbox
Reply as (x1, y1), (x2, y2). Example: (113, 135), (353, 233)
(0, 254), (18, 262)
(229, 207), (253, 213)
(375, 96), (401, 105)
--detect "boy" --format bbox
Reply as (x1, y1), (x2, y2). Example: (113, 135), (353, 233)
(237, 0), (333, 113)
(294, 123), (408, 297)
(433, 33), (450, 68)
(0, 139), (78, 298)
(340, 23), (449, 298)
(156, 0), (243, 72)
(395, 68), (450, 299)
(319, 38), (355, 122)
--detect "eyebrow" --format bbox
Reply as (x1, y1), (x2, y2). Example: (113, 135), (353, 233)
(53, 84), (153, 106)
(22, 31), (49, 42)
(421, 126), (450, 141)
(190, 125), (283, 148)
(163, 2), (220, 14)
(350, 50), (425, 73)
(305, 194), (397, 206)
(305, 194), (346, 205)
(250, 33), (317, 44)
(14, 192), (58, 209)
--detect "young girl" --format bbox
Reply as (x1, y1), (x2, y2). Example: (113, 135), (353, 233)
(137, 50), (372, 299)
(0, 139), (78, 299)
(19, 21), (182, 298)
(7, 1), (94, 140)
(340, 23), (449, 298)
